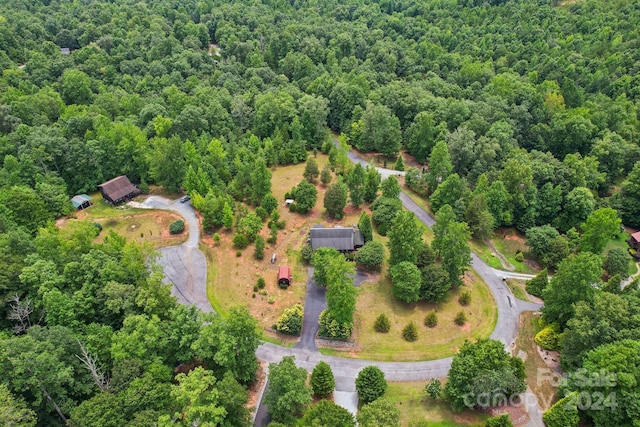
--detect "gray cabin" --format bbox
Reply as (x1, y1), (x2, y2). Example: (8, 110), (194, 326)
(309, 226), (365, 252)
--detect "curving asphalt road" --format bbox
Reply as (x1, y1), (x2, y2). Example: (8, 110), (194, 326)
(143, 158), (544, 425)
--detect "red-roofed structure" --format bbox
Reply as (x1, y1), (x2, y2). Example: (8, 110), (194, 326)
(628, 231), (640, 259)
(277, 266), (291, 287)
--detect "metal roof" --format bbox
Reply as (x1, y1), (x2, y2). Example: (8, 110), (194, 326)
(98, 176), (139, 202)
(70, 194), (93, 208)
(309, 227), (364, 251)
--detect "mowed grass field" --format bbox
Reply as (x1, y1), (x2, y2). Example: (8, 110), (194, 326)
(384, 381), (488, 427)
(62, 193), (187, 249)
(350, 270), (497, 361)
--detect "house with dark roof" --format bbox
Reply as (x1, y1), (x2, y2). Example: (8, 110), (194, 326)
(309, 226), (365, 252)
(98, 176), (140, 205)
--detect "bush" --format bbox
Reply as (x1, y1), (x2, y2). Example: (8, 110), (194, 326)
(534, 323), (561, 350)
(402, 322), (418, 342)
(424, 311), (438, 328)
(486, 414), (514, 427)
(525, 269), (549, 298)
(255, 206), (269, 221)
(374, 313), (390, 333)
(458, 291), (471, 306)
(425, 379), (442, 400)
(394, 155), (404, 171)
(318, 310), (352, 340)
(355, 241), (385, 270)
(543, 392), (579, 427)
(232, 233), (249, 249)
(254, 236), (265, 260)
(236, 250), (242, 257)
(310, 361), (335, 397)
(213, 233), (220, 245)
(257, 276), (266, 289)
(169, 219), (185, 234)
(301, 243), (314, 264)
(268, 295), (275, 304)
(93, 222), (102, 233)
(253, 284), (259, 292)
(454, 311), (467, 326)
(514, 252), (524, 262)
(355, 366), (387, 404)
(275, 304), (303, 335)
(261, 193), (278, 214)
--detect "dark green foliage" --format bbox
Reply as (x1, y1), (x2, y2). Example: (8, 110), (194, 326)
(232, 234), (249, 249)
(299, 400), (355, 427)
(425, 379), (442, 400)
(390, 261), (422, 303)
(324, 181), (348, 219)
(374, 313), (391, 333)
(320, 163), (333, 186)
(355, 240), (385, 270)
(542, 393), (579, 427)
(290, 180), (318, 214)
(402, 322), (418, 342)
(393, 155), (404, 171)
(363, 166), (381, 203)
(275, 304), (303, 336)
(388, 211), (424, 267)
(261, 194), (278, 215)
(257, 276), (266, 289)
(381, 176), (401, 199)
(458, 291), (471, 306)
(357, 211), (373, 243)
(371, 197), (402, 236)
(485, 414), (513, 427)
(424, 311), (438, 328)
(454, 311), (467, 326)
(312, 247), (342, 287)
(303, 158), (320, 183)
(445, 339), (526, 412)
(254, 236), (265, 260)
(603, 248), (630, 278)
(525, 269), (549, 298)
(420, 264), (451, 302)
(310, 361), (335, 397)
(255, 206), (269, 221)
(355, 366), (387, 404)
(265, 356), (311, 425)
(301, 243), (314, 264)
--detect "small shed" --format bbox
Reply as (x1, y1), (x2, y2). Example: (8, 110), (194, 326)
(98, 175), (140, 205)
(71, 194), (93, 210)
(277, 266), (291, 288)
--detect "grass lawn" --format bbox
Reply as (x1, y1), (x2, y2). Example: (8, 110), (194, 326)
(469, 240), (503, 270)
(62, 193), (187, 249)
(349, 270), (497, 361)
(515, 312), (558, 411)
(384, 381), (488, 427)
(505, 279), (530, 302)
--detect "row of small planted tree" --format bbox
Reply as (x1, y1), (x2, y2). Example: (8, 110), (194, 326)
(265, 356), (398, 426)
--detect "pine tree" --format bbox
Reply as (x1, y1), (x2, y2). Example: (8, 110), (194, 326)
(320, 163), (332, 186)
(374, 313), (390, 333)
(357, 211), (373, 243)
(310, 361), (335, 397)
(402, 322), (418, 342)
(394, 155), (404, 171)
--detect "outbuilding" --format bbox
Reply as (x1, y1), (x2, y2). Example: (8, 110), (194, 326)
(277, 266), (291, 288)
(71, 194), (93, 210)
(98, 176), (140, 205)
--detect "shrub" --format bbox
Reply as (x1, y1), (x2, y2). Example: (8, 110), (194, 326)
(458, 291), (471, 306)
(355, 366), (387, 404)
(254, 236), (265, 260)
(424, 311), (438, 328)
(402, 322), (418, 342)
(543, 392), (579, 427)
(534, 323), (561, 350)
(93, 222), (102, 233)
(526, 269), (549, 298)
(257, 276), (266, 289)
(318, 310), (352, 340)
(310, 361), (335, 397)
(260, 193), (278, 214)
(267, 226), (278, 244)
(486, 414), (514, 427)
(213, 233), (220, 245)
(253, 284), (259, 292)
(232, 233), (249, 249)
(255, 206), (269, 221)
(454, 311), (467, 326)
(169, 219), (185, 234)
(301, 243), (314, 264)
(268, 295), (275, 304)
(138, 179), (150, 194)
(235, 250), (242, 257)
(355, 241), (385, 270)
(275, 304), (303, 336)
(394, 155), (404, 171)
(514, 252), (524, 262)
(374, 313), (390, 333)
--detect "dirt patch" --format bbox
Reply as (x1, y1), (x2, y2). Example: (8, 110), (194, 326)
(246, 361), (267, 415)
(488, 401), (529, 426)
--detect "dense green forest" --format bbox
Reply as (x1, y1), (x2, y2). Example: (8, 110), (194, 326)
(1, 0), (640, 425)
